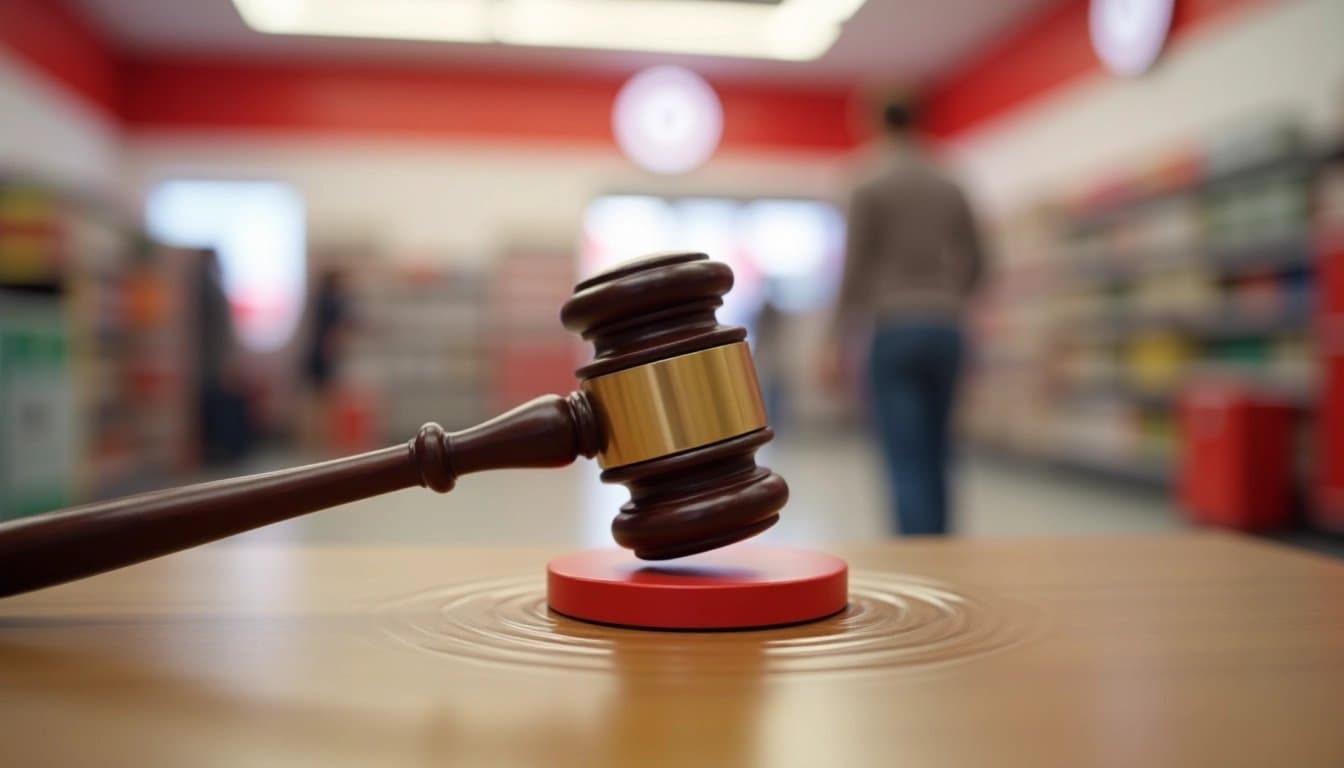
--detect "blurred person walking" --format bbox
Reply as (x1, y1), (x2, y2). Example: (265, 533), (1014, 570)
(301, 269), (351, 454)
(192, 248), (251, 466)
(828, 100), (986, 536)
(752, 287), (789, 433)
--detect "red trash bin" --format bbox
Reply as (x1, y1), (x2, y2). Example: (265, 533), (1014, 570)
(1314, 231), (1344, 530)
(1178, 382), (1297, 532)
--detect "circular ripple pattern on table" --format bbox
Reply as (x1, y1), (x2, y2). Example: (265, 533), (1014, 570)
(377, 571), (1038, 676)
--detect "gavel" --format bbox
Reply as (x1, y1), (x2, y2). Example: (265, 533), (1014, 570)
(0, 252), (789, 597)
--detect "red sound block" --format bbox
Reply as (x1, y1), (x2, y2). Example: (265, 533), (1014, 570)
(546, 545), (848, 630)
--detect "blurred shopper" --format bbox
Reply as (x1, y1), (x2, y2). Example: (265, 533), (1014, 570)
(752, 288), (788, 432)
(828, 100), (986, 536)
(301, 268), (351, 454)
(193, 248), (251, 465)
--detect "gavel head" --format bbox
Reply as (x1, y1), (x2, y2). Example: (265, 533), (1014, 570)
(561, 251), (789, 560)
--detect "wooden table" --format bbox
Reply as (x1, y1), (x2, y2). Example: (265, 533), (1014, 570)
(2, 532), (1341, 766)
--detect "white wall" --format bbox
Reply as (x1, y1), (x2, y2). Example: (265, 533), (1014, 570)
(123, 136), (854, 265)
(945, 0), (1344, 224)
(0, 49), (121, 193)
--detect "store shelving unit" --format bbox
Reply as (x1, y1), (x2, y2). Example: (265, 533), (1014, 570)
(967, 126), (1327, 487)
(346, 265), (490, 439)
(487, 245), (577, 414)
(0, 179), (186, 518)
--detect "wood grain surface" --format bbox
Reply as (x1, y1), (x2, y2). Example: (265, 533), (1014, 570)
(1, 533), (1341, 767)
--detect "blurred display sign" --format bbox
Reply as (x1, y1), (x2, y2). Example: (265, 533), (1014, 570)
(582, 194), (844, 324)
(145, 180), (306, 352)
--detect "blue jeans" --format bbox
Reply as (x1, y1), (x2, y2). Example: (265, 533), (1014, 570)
(868, 323), (964, 536)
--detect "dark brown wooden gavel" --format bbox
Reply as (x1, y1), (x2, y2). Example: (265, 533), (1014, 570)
(0, 252), (789, 597)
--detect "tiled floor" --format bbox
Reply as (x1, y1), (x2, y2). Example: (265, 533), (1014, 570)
(232, 432), (1185, 549)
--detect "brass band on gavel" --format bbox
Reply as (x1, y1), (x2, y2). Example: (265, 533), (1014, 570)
(581, 342), (768, 469)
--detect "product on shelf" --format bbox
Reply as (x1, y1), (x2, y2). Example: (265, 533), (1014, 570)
(0, 185), (63, 287)
(0, 295), (74, 519)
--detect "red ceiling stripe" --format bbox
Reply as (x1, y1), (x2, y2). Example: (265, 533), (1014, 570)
(120, 55), (861, 152)
(0, 0), (120, 115)
(921, 0), (1278, 140)
(120, 57), (626, 144)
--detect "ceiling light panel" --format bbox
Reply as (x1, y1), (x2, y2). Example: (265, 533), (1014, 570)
(231, 0), (866, 60)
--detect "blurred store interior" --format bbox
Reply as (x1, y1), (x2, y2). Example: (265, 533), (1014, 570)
(1, 0), (1343, 553)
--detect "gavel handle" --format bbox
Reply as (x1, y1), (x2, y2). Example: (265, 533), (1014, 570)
(0, 393), (599, 598)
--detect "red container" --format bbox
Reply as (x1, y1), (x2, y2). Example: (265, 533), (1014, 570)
(1315, 233), (1344, 531)
(331, 389), (378, 455)
(1178, 383), (1296, 532)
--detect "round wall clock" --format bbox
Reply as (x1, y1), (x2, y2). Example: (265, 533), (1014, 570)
(612, 66), (723, 175)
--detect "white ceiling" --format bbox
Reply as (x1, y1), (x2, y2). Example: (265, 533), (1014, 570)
(72, 0), (1056, 85)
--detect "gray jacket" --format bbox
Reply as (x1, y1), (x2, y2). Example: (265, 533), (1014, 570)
(835, 148), (985, 333)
